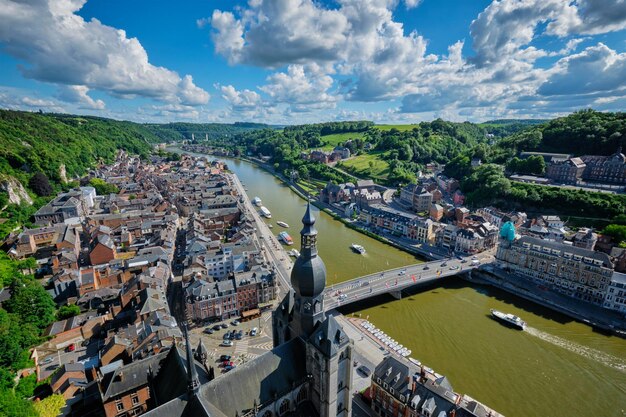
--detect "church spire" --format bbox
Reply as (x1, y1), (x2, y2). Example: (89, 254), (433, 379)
(300, 201), (318, 256)
(183, 322), (200, 395)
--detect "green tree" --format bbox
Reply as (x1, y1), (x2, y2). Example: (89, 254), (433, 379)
(4, 280), (56, 330)
(0, 389), (37, 417)
(88, 178), (119, 195)
(602, 224), (626, 245)
(33, 394), (65, 417)
(56, 304), (80, 321)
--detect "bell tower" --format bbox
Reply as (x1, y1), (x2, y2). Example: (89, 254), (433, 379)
(289, 202), (327, 339)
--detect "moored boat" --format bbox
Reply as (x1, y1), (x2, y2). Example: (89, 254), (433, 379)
(252, 196), (262, 206)
(277, 221), (289, 228)
(278, 231), (294, 245)
(490, 309), (526, 330)
(350, 243), (366, 254)
(288, 249), (301, 257)
(260, 206), (271, 218)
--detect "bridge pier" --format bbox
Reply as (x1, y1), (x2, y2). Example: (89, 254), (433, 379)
(390, 290), (402, 300)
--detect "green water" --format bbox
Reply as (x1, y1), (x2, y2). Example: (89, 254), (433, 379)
(173, 148), (626, 417)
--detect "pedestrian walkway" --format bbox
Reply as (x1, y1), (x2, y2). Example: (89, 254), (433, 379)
(233, 339), (249, 357)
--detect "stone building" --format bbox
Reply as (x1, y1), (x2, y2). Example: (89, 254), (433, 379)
(400, 184), (432, 213)
(545, 157), (586, 184)
(496, 234), (613, 306)
(581, 148), (626, 184)
(370, 356), (501, 417)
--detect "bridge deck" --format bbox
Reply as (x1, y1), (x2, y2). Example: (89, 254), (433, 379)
(323, 254), (493, 310)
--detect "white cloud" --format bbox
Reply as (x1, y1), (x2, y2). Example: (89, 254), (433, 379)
(260, 64), (338, 112)
(0, 0), (209, 105)
(404, 0), (422, 9)
(538, 43), (626, 97)
(56, 85), (105, 110)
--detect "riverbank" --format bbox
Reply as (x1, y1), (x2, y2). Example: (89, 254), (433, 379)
(467, 267), (626, 338)
(181, 148), (433, 261)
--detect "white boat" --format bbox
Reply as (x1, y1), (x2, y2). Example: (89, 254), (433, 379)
(277, 221), (289, 228)
(350, 243), (366, 254)
(268, 224), (274, 229)
(409, 358), (421, 366)
(490, 309), (526, 330)
(252, 196), (262, 206)
(288, 249), (301, 258)
(260, 206), (272, 218)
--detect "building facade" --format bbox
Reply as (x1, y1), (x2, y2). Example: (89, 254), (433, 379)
(496, 235), (613, 305)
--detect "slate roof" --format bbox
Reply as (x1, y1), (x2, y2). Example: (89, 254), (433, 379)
(308, 315), (349, 358)
(102, 351), (167, 401)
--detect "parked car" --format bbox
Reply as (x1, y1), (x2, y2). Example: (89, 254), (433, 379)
(203, 328), (214, 335)
(235, 331), (243, 340)
(220, 340), (233, 347)
(212, 325), (222, 331)
(223, 333), (231, 340)
(224, 365), (236, 372)
(460, 259), (467, 264)
(65, 344), (75, 352)
(250, 327), (258, 336)
(357, 366), (371, 377)
(81, 340), (90, 347)
(231, 320), (239, 326)
(41, 357), (53, 365)
(222, 360), (234, 367)
(220, 323), (228, 329)
(219, 355), (232, 362)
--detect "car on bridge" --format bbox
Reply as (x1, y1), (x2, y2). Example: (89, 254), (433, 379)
(423, 265), (430, 270)
(449, 266), (459, 270)
(361, 281), (369, 286)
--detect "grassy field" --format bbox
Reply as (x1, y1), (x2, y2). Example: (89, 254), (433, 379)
(338, 151), (390, 180)
(374, 124), (420, 132)
(297, 178), (326, 195)
(318, 132), (365, 150)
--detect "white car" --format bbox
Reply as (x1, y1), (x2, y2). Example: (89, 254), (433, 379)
(221, 340), (233, 347)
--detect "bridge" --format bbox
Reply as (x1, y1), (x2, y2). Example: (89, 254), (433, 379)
(322, 252), (495, 310)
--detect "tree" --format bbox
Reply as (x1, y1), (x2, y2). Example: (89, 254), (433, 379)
(4, 280), (56, 330)
(602, 224), (626, 245)
(33, 394), (65, 417)
(88, 178), (119, 195)
(57, 304), (80, 321)
(28, 172), (52, 197)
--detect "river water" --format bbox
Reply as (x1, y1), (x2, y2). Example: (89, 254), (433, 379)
(174, 149), (626, 417)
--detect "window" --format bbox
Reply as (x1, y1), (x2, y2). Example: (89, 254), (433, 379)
(131, 395), (139, 405)
(296, 387), (307, 403)
(279, 399), (290, 415)
(116, 402), (124, 412)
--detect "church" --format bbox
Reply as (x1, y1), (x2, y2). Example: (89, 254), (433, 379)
(143, 203), (354, 417)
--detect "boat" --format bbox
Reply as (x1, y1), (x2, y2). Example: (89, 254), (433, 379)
(252, 196), (262, 206)
(259, 206), (271, 218)
(277, 221), (289, 228)
(409, 358), (421, 366)
(278, 231), (294, 245)
(288, 249), (301, 258)
(268, 224), (273, 229)
(490, 309), (526, 330)
(350, 244), (366, 254)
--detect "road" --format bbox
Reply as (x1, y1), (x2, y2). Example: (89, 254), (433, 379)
(228, 173), (294, 296)
(324, 252), (494, 310)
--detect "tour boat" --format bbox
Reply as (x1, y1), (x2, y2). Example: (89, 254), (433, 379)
(260, 206), (271, 218)
(278, 231), (294, 245)
(490, 309), (526, 330)
(350, 243), (366, 254)
(252, 196), (262, 206)
(277, 221), (289, 228)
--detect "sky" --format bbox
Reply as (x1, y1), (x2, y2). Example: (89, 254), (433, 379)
(0, 0), (625, 125)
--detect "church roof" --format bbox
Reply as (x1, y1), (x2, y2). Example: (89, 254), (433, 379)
(291, 252), (327, 298)
(309, 315), (350, 358)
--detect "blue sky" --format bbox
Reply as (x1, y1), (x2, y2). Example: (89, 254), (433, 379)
(0, 0), (625, 124)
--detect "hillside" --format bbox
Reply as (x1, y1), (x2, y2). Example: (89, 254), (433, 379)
(145, 121), (270, 143)
(0, 111), (157, 189)
(494, 110), (626, 157)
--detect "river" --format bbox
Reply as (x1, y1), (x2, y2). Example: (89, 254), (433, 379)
(173, 149), (626, 417)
